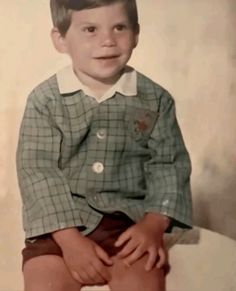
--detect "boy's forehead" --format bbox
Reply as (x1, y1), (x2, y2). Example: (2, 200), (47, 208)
(71, 2), (129, 24)
(68, 0), (124, 10)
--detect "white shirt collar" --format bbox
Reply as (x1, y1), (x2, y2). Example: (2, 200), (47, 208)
(56, 65), (137, 103)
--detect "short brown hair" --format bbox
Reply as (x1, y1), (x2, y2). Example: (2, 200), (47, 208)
(50, 0), (139, 37)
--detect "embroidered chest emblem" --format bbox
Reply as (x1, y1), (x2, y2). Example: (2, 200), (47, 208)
(134, 112), (153, 135)
(125, 106), (158, 141)
(134, 118), (148, 134)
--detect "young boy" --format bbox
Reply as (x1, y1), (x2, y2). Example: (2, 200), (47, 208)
(16, 0), (192, 290)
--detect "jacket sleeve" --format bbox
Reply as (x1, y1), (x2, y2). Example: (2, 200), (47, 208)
(144, 90), (192, 228)
(16, 90), (83, 238)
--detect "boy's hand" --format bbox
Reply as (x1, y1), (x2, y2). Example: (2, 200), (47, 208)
(52, 228), (113, 285)
(114, 213), (169, 271)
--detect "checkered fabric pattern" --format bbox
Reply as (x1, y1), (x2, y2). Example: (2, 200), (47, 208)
(16, 71), (192, 238)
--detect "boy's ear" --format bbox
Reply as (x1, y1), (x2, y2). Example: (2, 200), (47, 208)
(50, 27), (68, 53)
(134, 34), (139, 48)
(133, 24), (140, 48)
(134, 33), (139, 48)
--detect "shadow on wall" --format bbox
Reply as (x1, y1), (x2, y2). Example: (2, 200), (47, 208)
(193, 156), (236, 240)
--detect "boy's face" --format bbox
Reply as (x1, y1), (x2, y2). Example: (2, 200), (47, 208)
(52, 3), (139, 86)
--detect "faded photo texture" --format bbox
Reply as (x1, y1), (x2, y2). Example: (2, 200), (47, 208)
(0, 0), (236, 289)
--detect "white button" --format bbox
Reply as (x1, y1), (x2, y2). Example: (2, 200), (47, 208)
(162, 199), (169, 206)
(96, 129), (106, 139)
(92, 162), (104, 174)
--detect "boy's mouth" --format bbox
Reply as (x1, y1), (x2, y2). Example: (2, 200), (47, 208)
(95, 55), (119, 60)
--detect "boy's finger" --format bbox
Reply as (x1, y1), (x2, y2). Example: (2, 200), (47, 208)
(116, 240), (138, 258)
(145, 248), (158, 271)
(156, 248), (166, 269)
(114, 228), (132, 247)
(93, 262), (111, 282)
(86, 265), (101, 283)
(89, 263), (109, 283)
(76, 269), (91, 284)
(94, 244), (113, 265)
(123, 246), (144, 266)
(71, 270), (83, 283)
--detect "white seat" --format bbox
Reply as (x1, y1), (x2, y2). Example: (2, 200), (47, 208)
(82, 227), (236, 291)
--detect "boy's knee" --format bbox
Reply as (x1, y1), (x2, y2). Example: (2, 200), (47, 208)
(23, 255), (81, 291)
(25, 281), (81, 291)
(110, 276), (165, 291)
(109, 258), (165, 291)
(24, 275), (81, 291)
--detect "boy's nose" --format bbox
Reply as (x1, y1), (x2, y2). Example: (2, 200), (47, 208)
(100, 31), (116, 47)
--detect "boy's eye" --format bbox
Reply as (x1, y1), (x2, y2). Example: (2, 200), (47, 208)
(115, 24), (127, 31)
(84, 26), (96, 33)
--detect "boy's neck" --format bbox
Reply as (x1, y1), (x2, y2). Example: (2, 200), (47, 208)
(74, 68), (123, 98)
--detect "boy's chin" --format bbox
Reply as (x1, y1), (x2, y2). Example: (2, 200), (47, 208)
(92, 69), (124, 83)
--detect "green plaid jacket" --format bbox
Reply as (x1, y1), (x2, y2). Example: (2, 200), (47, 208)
(16, 71), (192, 238)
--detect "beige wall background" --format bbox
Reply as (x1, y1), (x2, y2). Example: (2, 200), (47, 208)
(0, 0), (235, 289)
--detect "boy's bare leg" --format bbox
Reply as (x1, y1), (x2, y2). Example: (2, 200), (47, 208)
(23, 255), (82, 291)
(108, 254), (165, 291)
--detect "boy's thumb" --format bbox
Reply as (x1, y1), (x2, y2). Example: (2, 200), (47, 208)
(95, 244), (113, 265)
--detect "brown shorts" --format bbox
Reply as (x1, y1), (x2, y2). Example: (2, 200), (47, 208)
(22, 212), (134, 268)
(22, 212), (169, 273)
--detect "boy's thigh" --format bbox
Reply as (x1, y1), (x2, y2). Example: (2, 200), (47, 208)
(109, 254), (166, 291)
(23, 255), (81, 291)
